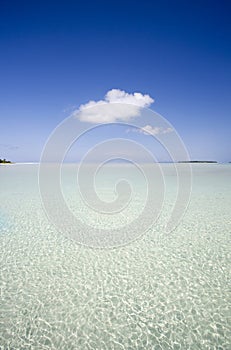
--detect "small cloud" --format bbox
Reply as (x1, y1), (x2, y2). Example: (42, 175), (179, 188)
(140, 125), (173, 135)
(126, 125), (173, 136)
(72, 89), (154, 123)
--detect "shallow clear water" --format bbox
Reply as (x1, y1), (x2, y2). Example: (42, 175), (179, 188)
(0, 163), (230, 349)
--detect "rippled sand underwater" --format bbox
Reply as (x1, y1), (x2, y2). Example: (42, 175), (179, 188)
(0, 164), (230, 349)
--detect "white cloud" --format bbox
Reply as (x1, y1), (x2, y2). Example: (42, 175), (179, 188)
(72, 89), (154, 123)
(126, 125), (173, 135)
(140, 125), (173, 135)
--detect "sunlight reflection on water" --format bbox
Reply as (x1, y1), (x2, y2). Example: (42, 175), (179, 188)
(0, 164), (230, 349)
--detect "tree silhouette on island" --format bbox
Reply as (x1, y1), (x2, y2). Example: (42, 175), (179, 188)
(178, 160), (217, 163)
(0, 158), (12, 164)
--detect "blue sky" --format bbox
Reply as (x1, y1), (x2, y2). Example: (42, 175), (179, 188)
(0, 0), (230, 162)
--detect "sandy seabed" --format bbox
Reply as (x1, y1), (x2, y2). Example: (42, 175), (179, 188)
(0, 164), (230, 349)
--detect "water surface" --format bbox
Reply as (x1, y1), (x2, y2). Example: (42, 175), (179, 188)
(0, 164), (230, 349)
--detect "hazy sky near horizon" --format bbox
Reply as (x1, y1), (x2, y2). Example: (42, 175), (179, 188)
(0, 0), (230, 162)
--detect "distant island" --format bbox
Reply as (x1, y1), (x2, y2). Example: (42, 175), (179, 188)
(178, 160), (217, 163)
(0, 158), (12, 164)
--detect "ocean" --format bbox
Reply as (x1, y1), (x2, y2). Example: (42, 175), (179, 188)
(0, 163), (230, 349)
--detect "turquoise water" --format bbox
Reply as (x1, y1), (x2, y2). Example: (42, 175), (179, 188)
(0, 213), (7, 233)
(0, 164), (230, 349)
